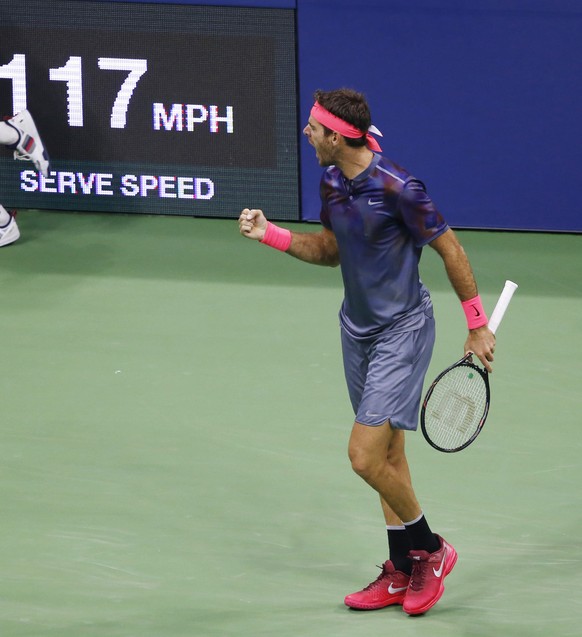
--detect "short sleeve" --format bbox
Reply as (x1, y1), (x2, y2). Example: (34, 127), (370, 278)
(398, 179), (449, 247)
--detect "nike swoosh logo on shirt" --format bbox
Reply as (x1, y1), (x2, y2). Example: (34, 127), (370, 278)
(368, 198), (383, 206)
(388, 583), (408, 594)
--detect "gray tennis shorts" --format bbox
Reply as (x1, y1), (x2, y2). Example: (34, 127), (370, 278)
(340, 314), (436, 430)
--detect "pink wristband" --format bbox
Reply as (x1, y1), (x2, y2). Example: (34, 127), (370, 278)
(461, 295), (488, 330)
(260, 221), (292, 252)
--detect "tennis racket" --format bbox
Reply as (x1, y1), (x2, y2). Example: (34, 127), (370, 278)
(420, 280), (518, 452)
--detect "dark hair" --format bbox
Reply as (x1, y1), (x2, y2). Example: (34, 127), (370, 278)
(313, 88), (372, 148)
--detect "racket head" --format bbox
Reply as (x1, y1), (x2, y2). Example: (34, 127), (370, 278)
(421, 353), (490, 452)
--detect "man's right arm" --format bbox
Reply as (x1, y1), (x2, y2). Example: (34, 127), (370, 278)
(288, 227), (340, 267)
(238, 208), (340, 267)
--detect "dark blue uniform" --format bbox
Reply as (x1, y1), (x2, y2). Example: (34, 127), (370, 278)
(320, 153), (449, 429)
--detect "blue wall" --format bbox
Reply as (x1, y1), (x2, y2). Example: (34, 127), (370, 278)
(94, 1), (582, 231)
(297, 0), (582, 232)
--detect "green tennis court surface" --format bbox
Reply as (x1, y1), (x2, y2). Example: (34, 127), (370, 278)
(1, 210), (580, 637)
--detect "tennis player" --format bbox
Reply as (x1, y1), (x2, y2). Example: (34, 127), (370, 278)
(238, 88), (495, 615)
(0, 110), (50, 247)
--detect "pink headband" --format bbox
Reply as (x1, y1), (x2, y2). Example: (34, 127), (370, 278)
(310, 101), (383, 152)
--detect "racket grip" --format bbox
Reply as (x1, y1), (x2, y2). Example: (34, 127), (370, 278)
(488, 280), (518, 334)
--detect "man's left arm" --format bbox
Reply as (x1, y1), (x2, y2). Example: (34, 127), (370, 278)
(428, 228), (496, 372)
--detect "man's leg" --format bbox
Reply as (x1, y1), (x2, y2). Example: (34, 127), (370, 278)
(347, 421), (457, 615)
(0, 120), (22, 246)
(0, 110), (50, 247)
(379, 427), (414, 524)
(0, 205), (19, 247)
(1, 111), (50, 176)
(348, 422), (421, 523)
(379, 432), (414, 574)
(344, 427), (415, 610)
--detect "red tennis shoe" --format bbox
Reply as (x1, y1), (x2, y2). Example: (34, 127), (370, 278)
(344, 561), (410, 610)
(402, 535), (458, 615)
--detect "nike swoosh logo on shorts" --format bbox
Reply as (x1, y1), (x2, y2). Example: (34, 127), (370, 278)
(388, 583), (408, 594)
(433, 548), (447, 578)
(368, 198), (383, 206)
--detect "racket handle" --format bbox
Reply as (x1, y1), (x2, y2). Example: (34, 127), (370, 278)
(488, 280), (518, 335)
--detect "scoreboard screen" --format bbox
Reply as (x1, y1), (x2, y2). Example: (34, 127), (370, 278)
(0, 0), (299, 219)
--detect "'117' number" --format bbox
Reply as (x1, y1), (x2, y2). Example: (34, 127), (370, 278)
(0, 54), (147, 129)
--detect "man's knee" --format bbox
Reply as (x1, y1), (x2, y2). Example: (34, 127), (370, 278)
(348, 421), (404, 482)
(348, 436), (387, 483)
(348, 440), (372, 478)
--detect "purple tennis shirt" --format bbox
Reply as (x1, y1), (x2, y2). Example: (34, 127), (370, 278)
(320, 153), (449, 339)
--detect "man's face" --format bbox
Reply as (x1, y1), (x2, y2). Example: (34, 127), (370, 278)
(303, 117), (336, 166)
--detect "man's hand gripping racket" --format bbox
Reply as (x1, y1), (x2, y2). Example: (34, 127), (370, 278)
(421, 281), (518, 452)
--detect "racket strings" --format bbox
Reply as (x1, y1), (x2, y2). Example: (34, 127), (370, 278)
(424, 365), (488, 450)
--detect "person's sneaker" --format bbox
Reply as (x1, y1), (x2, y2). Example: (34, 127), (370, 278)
(344, 561), (410, 610)
(5, 110), (50, 177)
(402, 535), (458, 616)
(0, 207), (20, 247)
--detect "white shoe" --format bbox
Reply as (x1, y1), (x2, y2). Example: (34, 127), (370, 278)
(6, 110), (50, 177)
(0, 206), (20, 247)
